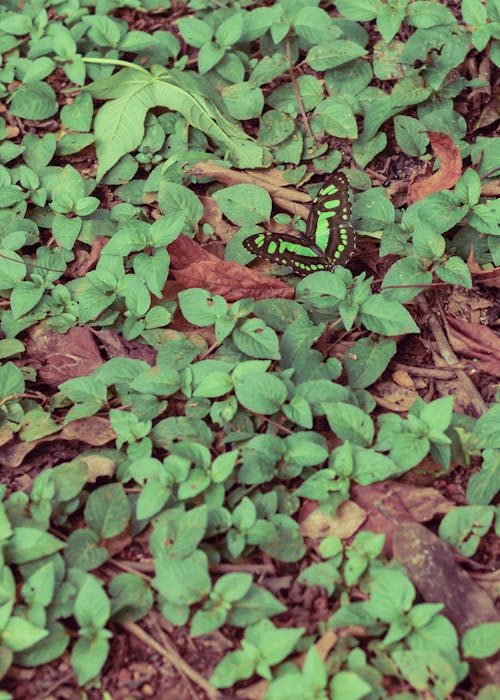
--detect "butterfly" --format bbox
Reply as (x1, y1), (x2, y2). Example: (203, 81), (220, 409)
(242, 172), (356, 276)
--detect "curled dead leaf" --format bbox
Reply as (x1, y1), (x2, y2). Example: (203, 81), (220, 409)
(407, 132), (462, 204)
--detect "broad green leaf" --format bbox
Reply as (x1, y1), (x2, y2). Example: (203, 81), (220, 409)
(84, 483), (131, 539)
(360, 295), (420, 335)
(5, 527), (64, 564)
(234, 373), (287, 415)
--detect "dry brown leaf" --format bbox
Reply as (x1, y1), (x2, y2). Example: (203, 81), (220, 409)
(372, 381), (418, 412)
(189, 162), (310, 202)
(407, 132), (462, 204)
(351, 482), (415, 556)
(480, 179), (500, 197)
(26, 324), (103, 386)
(0, 439), (39, 468)
(393, 523), (500, 686)
(199, 196), (237, 243)
(174, 259), (294, 302)
(299, 499), (367, 541)
(66, 235), (108, 278)
(392, 482), (455, 521)
(446, 316), (500, 377)
(91, 329), (156, 365)
(475, 85), (500, 130)
(61, 416), (116, 446)
(82, 454), (116, 482)
(471, 266), (500, 289)
(168, 233), (217, 268)
(0, 425), (14, 447)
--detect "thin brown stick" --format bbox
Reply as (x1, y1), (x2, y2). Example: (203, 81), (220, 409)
(285, 35), (313, 139)
(123, 620), (219, 699)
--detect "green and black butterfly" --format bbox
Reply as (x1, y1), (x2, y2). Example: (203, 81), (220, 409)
(243, 172), (356, 276)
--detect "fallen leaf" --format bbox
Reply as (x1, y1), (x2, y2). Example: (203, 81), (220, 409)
(394, 522), (500, 686)
(299, 499), (367, 541)
(66, 236), (108, 278)
(475, 85), (500, 130)
(168, 234), (216, 269)
(0, 425), (14, 447)
(373, 381), (418, 412)
(91, 329), (156, 365)
(472, 266), (500, 289)
(173, 259), (294, 302)
(446, 316), (500, 377)
(82, 454), (116, 482)
(61, 416), (116, 446)
(199, 196), (237, 243)
(407, 132), (462, 204)
(26, 324), (103, 386)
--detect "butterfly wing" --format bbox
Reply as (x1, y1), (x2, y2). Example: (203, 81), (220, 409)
(243, 231), (331, 276)
(242, 172), (356, 276)
(305, 172), (356, 266)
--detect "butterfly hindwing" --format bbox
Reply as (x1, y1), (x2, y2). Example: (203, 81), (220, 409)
(242, 232), (331, 275)
(242, 171), (356, 276)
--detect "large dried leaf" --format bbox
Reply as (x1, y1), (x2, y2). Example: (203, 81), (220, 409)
(26, 325), (103, 386)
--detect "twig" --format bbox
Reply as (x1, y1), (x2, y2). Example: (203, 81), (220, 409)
(391, 362), (462, 379)
(285, 35), (313, 139)
(123, 620), (220, 699)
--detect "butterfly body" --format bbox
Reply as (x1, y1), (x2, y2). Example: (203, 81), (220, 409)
(243, 173), (356, 276)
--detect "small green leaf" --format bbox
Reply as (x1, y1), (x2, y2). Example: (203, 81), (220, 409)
(10, 82), (58, 119)
(84, 483), (131, 539)
(234, 373), (287, 415)
(462, 622), (500, 659)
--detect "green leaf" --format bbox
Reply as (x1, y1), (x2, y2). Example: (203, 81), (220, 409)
(359, 295), (420, 335)
(221, 82), (264, 120)
(84, 483), (131, 539)
(438, 505), (494, 557)
(306, 40), (367, 70)
(178, 288), (224, 325)
(234, 372), (287, 415)
(0, 251), (26, 288)
(312, 98), (358, 138)
(10, 82), (58, 119)
(60, 92), (93, 132)
(213, 184), (272, 225)
(216, 13), (244, 48)
(5, 527), (64, 564)
(324, 403), (374, 447)
(232, 318), (280, 359)
(71, 634), (110, 686)
(462, 622), (500, 659)
(466, 449), (500, 505)
(65, 529), (108, 571)
(394, 115), (429, 156)
(109, 573), (153, 623)
(177, 17), (213, 47)
(198, 42), (225, 74)
(9, 282), (44, 319)
(74, 575), (111, 629)
(157, 182), (203, 234)
(2, 616), (48, 652)
(330, 671), (372, 700)
(345, 337), (397, 389)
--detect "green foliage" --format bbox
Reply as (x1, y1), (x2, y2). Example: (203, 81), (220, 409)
(0, 0), (497, 695)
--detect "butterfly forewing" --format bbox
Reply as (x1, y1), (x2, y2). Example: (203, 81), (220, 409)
(242, 171), (356, 276)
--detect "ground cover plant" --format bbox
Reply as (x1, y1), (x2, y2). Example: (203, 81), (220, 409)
(0, 0), (499, 698)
